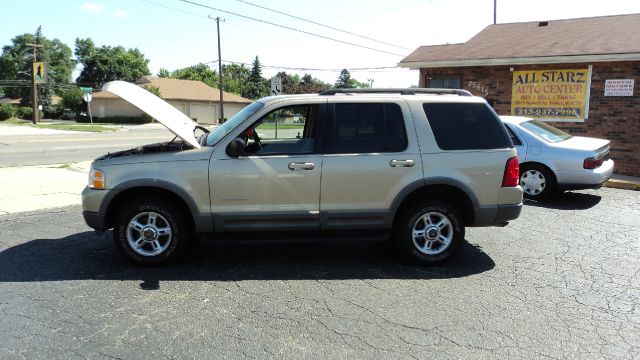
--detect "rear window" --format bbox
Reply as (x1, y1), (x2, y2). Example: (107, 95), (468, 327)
(520, 120), (572, 143)
(422, 103), (512, 150)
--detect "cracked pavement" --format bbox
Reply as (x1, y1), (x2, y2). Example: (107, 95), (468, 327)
(0, 188), (638, 359)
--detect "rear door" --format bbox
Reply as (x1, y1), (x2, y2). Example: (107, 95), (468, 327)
(319, 101), (423, 230)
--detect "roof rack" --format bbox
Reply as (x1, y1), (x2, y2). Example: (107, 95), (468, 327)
(318, 88), (473, 96)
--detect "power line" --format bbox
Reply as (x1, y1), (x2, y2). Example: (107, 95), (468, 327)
(220, 60), (400, 72)
(140, 0), (209, 18)
(162, 59), (407, 73)
(233, 0), (413, 51)
(176, 0), (406, 57)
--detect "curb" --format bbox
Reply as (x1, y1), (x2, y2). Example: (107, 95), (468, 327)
(604, 179), (639, 191)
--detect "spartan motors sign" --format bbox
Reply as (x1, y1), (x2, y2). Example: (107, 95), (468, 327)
(511, 68), (592, 122)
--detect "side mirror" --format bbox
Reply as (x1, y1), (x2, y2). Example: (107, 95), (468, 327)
(226, 138), (246, 158)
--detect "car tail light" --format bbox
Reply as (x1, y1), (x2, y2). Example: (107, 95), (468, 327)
(583, 156), (604, 169)
(502, 157), (520, 187)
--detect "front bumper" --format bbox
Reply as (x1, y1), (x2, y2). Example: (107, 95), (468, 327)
(82, 210), (106, 231)
(81, 186), (114, 231)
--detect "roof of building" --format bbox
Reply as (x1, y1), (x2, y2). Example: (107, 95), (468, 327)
(0, 96), (21, 105)
(93, 76), (252, 104)
(400, 13), (640, 68)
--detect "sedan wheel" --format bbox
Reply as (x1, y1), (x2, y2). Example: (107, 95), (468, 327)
(520, 165), (555, 199)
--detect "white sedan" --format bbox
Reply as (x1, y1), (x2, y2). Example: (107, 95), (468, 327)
(501, 116), (614, 200)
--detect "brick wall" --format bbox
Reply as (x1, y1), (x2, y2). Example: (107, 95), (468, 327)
(420, 62), (640, 176)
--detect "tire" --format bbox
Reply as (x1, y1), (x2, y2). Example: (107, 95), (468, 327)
(520, 164), (556, 200)
(394, 201), (464, 264)
(114, 197), (191, 265)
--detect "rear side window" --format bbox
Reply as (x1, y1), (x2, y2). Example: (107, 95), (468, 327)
(504, 124), (522, 146)
(422, 103), (512, 150)
(325, 103), (407, 154)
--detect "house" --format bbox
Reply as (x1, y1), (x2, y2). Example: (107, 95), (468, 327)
(400, 13), (640, 177)
(91, 77), (252, 125)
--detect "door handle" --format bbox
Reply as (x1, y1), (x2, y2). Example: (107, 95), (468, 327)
(390, 159), (415, 167)
(288, 162), (315, 171)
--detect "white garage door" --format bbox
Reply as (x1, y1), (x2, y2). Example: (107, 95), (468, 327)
(190, 104), (217, 125)
(224, 104), (247, 119)
(169, 102), (186, 114)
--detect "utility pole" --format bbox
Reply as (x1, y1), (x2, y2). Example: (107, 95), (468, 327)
(27, 41), (43, 125)
(367, 78), (374, 88)
(493, 0), (497, 24)
(216, 17), (225, 123)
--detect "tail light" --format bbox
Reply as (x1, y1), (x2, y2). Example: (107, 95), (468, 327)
(583, 156), (604, 169)
(502, 157), (520, 187)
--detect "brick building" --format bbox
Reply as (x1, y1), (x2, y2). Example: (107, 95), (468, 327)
(400, 14), (640, 176)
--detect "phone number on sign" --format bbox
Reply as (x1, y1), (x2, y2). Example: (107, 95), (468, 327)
(514, 108), (581, 117)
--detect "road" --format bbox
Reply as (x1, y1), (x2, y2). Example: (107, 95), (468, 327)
(0, 125), (173, 167)
(1, 189), (638, 359)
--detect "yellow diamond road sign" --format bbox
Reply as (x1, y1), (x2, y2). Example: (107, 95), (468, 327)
(33, 62), (47, 84)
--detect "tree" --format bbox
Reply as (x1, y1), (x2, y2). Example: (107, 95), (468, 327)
(335, 69), (355, 88)
(221, 63), (250, 98)
(60, 87), (84, 115)
(275, 71), (297, 94)
(269, 71), (330, 94)
(143, 84), (161, 98)
(298, 73), (331, 94)
(0, 29), (75, 105)
(75, 38), (151, 87)
(246, 56), (269, 100)
(157, 68), (170, 78)
(170, 63), (217, 88)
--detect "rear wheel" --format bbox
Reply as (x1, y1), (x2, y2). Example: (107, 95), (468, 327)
(114, 198), (190, 265)
(394, 201), (464, 264)
(520, 164), (555, 200)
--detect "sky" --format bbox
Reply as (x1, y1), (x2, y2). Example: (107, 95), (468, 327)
(2, 0), (640, 88)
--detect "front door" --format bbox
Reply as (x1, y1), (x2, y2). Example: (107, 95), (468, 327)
(210, 103), (325, 232)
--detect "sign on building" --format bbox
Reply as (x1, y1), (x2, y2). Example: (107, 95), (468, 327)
(270, 76), (282, 96)
(510, 68), (592, 122)
(604, 79), (634, 97)
(33, 62), (47, 84)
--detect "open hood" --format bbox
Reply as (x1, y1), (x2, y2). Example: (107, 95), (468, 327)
(102, 80), (201, 149)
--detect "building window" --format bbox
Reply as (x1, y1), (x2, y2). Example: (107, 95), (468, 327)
(427, 76), (461, 89)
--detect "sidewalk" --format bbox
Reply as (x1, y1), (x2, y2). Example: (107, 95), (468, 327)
(0, 161), (91, 215)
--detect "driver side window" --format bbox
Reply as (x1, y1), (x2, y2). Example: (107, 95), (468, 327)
(243, 104), (319, 155)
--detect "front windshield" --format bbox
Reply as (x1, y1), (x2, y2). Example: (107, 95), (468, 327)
(520, 119), (572, 143)
(205, 101), (265, 147)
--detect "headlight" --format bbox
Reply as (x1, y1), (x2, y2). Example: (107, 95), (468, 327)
(89, 167), (106, 189)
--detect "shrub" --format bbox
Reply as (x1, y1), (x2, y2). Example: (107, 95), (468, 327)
(76, 115), (153, 124)
(45, 104), (64, 119)
(0, 103), (14, 120)
(60, 87), (85, 114)
(16, 106), (32, 119)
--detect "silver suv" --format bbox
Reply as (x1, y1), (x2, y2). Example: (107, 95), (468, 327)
(82, 81), (523, 265)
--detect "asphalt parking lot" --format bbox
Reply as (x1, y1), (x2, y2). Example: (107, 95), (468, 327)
(0, 188), (638, 359)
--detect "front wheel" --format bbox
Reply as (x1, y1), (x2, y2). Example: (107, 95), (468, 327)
(394, 201), (464, 264)
(114, 198), (190, 265)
